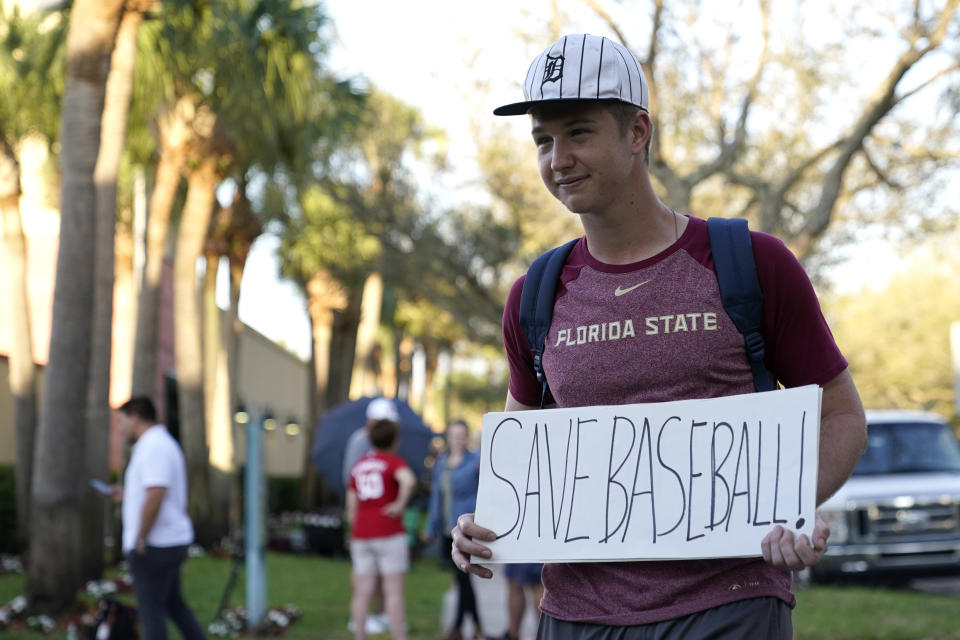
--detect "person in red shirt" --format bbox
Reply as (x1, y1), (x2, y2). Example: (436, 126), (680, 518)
(347, 416), (416, 640)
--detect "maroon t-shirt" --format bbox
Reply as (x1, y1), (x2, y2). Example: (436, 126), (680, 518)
(502, 215), (847, 625)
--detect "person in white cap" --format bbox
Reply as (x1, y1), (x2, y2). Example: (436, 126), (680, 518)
(343, 397), (402, 635)
(344, 398), (402, 491)
(451, 33), (866, 639)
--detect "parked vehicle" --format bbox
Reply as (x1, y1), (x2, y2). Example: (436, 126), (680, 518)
(813, 410), (960, 582)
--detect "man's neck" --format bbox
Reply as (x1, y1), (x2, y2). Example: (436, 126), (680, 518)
(579, 197), (684, 265)
(133, 422), (158, 441)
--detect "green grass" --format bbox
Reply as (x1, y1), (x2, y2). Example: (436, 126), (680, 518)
(794, 584), (960, 640)
(0, 552), (450, 639)
(1, 556), (959, 639)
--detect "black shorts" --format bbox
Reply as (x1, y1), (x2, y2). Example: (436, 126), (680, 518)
(536, 597), (792, 640)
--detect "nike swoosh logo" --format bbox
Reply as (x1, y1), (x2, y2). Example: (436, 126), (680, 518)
(614, 280), (651, 296)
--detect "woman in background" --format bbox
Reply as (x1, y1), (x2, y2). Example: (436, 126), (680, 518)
(427, 419), (484, 640)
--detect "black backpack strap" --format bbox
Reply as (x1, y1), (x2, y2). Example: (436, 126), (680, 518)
(519, 238), (579, 408)
(707, 217), (775, 392)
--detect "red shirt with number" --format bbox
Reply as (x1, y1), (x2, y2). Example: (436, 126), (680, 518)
(349, 451), (409, 539)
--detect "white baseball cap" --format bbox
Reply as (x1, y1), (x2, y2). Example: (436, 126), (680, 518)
(494, 33), (648, 116)
(366, 397), (399, 422)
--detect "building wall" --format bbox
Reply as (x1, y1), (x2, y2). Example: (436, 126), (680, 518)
(233, 324), (310, 477)
(2, 327), (310, 477)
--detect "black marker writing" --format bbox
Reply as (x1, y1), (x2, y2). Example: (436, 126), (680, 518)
(517, 425), (543, 539)
(752, 420), (771, 527)
(564, 418), (594, 543)
(624, 417), (656, 543)
(490, 417), (522, 539)
(544, 421), (574, 539)
(686, 420), (706, 541)
(796, 411), (806, 529)
(726, 422), (752, 532)
(602, 417), (636, 543)
(772, 422), (787, 525)
(656, 416), (685, 538)
(708, 421), (734, 532)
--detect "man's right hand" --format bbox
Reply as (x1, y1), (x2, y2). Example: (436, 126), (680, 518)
(451, 513), (497, 579)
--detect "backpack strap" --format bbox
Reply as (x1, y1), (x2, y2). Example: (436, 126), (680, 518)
(707, 217), (775, 392)
(519, 238), (579, 408)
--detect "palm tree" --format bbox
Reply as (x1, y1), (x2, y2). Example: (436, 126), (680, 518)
(175, 133), (227, 544)
(203, 187), (261, 534)
(82, 0), (157, 582)
(0, 0), (66, 552)
(130, 94), (194, 398)
(27, 0), (126, 614)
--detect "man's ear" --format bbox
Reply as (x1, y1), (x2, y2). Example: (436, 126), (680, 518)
(630, 110), (653, 154)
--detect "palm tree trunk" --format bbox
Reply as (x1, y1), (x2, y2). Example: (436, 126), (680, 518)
(350, 272), (383, 397)
(300, 270), (345, 508)
(202, 251), (220, 445)
(174, 154), (218, 545)
(393, 330), (414, 401)
(301, 292), (332, 509)
(325, 289), (361, 409)
(110, 170), (143, 411)
(0, 135), (38, 551)
(225, 256), (244, 529)
(130, 150), (181, 398)
(82, 4), (144, 582)
(301, 313), (321, 510)
(420, 338), (439, 426)
(203, 250), (231, 539)
(28, 0), (125, 615)
(131, 99), (193, 398)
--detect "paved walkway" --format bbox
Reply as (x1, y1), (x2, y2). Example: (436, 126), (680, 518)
(439, 568), (538, 640)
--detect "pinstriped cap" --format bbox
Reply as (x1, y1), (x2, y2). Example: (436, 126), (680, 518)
(494, 33), (648, 116)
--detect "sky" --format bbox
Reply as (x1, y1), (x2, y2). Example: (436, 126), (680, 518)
(235, 0), (929, 360)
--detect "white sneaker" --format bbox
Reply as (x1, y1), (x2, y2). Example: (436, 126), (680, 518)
(347, 616), (390, 634)
(368, 614), (390, 634)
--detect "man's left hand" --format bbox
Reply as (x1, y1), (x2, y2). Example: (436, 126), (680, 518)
(761, 512), (829, 571)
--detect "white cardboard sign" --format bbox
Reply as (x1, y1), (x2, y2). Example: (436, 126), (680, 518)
(473, 386), (821, 563)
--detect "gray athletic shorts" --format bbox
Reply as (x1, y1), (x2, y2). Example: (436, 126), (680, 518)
(536, 597), (792, 640)
(350, 533), (409, 576)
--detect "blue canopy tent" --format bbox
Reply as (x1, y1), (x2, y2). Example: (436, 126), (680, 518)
(310, 396), (436, 495)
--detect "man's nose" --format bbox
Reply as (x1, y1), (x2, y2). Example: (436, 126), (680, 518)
(550, 139), (574, 171)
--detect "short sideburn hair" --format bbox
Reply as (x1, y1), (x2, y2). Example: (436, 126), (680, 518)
(606, 101), (651, 163)
(368, 419), (399, 450)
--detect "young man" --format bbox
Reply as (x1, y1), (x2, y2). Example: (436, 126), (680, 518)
(114, 397), (205, 640)
(451, 33), (867, 638)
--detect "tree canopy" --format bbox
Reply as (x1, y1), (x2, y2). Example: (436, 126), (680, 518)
(825, 234), (960, 423)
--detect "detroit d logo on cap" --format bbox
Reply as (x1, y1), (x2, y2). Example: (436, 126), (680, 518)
(542, 53), (564, 87)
